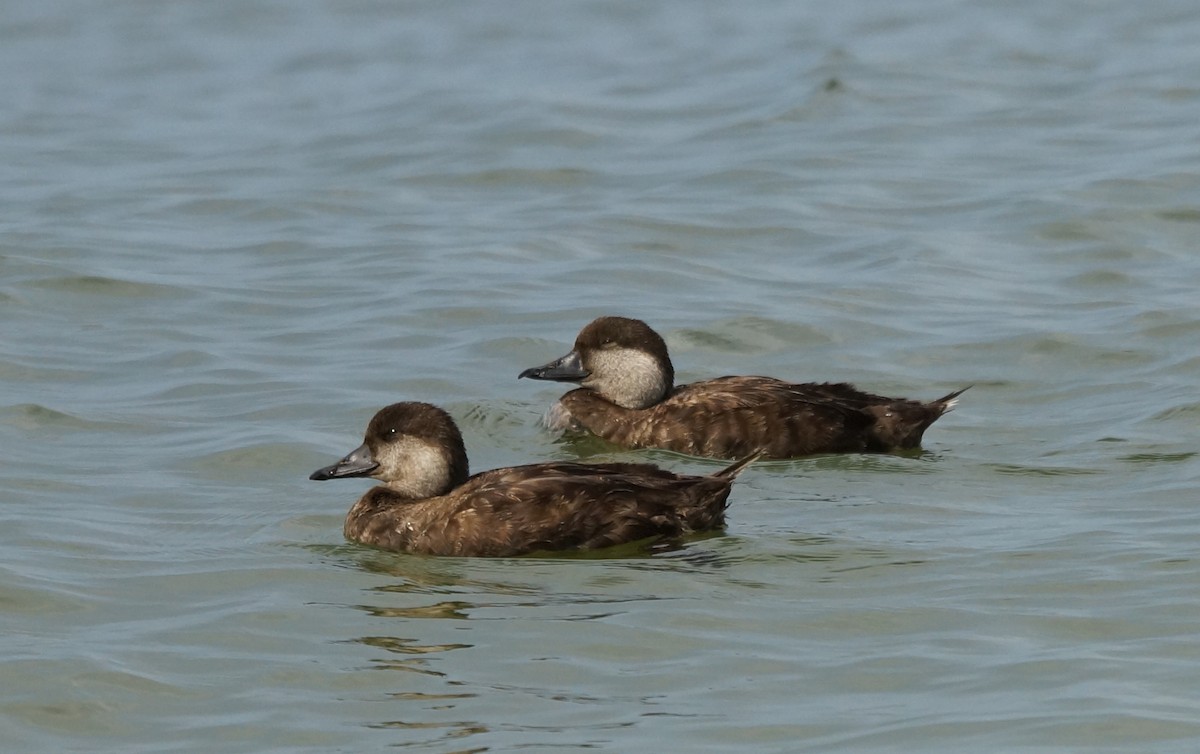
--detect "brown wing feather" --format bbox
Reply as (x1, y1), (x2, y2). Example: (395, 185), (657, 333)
(346, 462), (734, 556)
(560, 377), (957, 458)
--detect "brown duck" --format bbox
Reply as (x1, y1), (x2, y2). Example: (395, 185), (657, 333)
(309, 401), (756, 557)
(519, 316), (967, 460)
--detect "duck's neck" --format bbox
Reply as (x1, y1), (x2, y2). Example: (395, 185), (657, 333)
(344, 487), (418, 548)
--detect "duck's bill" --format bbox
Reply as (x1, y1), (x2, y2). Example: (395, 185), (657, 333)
(518, 350), (589, 382)
(309, 442), (379, 480)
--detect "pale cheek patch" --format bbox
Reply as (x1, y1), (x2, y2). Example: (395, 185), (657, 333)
(585, 348), (668, 409)
(377, 437), (452, 498)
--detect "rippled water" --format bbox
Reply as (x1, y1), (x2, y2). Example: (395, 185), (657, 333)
(3, 0), (1199, 751)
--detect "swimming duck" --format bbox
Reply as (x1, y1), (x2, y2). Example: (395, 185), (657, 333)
(519, 316), (967, 460)
(309, 401), (756, 557)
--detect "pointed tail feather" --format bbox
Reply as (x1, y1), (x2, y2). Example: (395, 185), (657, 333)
(933, 385), (972, 413)
(713, 450), (764, 480)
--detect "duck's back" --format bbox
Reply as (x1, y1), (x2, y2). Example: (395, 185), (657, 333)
(347, 461), (734, 556)
(559, 377), (960, 459)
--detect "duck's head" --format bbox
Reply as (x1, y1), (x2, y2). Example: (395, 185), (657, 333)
(309, 402), (470, 498)
(519, 316), (674, 410)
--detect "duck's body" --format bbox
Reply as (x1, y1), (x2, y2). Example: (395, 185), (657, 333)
(310, 402), (754, 557)
(553, 376), (965, 460)
(340, 458), (749, 557)
(521, 316), (967, 460)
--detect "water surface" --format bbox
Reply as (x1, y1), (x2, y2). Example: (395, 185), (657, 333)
(3, 1), (1199, 751)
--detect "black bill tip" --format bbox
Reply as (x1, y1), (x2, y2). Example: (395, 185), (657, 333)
(518, 350), (589, 382)
(308, 442), (378, 481)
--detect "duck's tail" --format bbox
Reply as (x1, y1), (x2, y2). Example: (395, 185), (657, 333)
(713, 450), (764, 480)
(686, 450), (762, 530)
(876, 386), (972, 450)
(932, 385), (972, 414)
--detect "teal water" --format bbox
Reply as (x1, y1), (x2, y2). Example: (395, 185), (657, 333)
(3, 1), (1199, 751)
